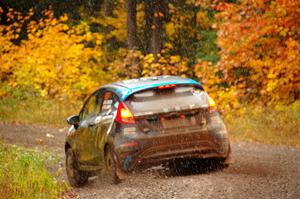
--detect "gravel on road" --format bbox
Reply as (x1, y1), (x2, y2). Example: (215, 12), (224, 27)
(0, 123), (299, 199)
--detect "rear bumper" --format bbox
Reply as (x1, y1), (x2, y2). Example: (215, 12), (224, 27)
(116, 130), (230, 171)
(131, 141), (229, 170)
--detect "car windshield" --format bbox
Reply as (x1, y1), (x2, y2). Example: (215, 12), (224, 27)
(124, 85), (209, 116)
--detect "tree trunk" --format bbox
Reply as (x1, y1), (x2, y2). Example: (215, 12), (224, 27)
(126, 0), (138, 50)
(102, 0), (114, 17)
(126, 0), (141, 76)
(89, 0), (103, 17)
(145, 0), (153, 53)
(144, 0), (165, 61)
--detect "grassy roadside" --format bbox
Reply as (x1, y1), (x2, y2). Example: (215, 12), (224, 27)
(0, 96), (299, 146)
(225, 102), (300, 147)
(0, 141), (68, 199)
(0, 96), (80, 126)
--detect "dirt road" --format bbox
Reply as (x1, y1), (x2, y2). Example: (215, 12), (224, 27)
(0, 123), (299, 199)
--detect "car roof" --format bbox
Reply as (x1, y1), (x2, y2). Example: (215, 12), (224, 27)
(102, 75), (202, 101)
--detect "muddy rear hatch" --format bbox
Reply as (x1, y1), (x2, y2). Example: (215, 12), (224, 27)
(124, 85), (210, 134)
(121, 85), (225, 169)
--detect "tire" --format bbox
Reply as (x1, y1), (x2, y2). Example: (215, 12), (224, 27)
(222, 143), (232, 167)
(65, 148), (88, 187)
(104, 146), (121, 184)
(168, 159), (193, 176)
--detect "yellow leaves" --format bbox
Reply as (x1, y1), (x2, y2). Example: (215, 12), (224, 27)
(267, 72), (276, 79)
(28, 8), (34, 17)
(185, 0), (196, 5)
(142, 53), (188, 76)
(165, 22), (175, 36)
(196, 11), (210, 29)
(59, 14), (68, 22)
(249, 59), (263, 68)
(91, 3), (127, 43)
(85, 32), (93, 42)
(266, 80), (279, 92)
(194, 60), (221, 86)
(286, 38), (298, 49)
(169, 55), (180, 64)
(110, 47), (189, 80)
(144, 54), (155, 63)
(0, 9), (109, 100)
(164, 42), (173, 49)
(61, 24), (69, 31)
(279, 28), (288, 37)
(215, 0), (300, 105)
(40, 90), (48, 97)
(94, 34), (104, 45)
(206, 86), (241, 114)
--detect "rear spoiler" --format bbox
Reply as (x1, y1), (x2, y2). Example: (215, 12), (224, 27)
(124, 83), (204, 101)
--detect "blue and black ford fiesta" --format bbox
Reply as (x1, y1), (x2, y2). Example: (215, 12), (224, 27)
(65, 75), (232, 187)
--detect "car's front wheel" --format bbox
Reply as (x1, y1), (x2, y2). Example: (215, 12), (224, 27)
(65, 148), (88, 187)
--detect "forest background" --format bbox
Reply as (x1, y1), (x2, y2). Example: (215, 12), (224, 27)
(0, 0), (299, 146)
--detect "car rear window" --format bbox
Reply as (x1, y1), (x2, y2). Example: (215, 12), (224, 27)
(124, 85), (209, 116)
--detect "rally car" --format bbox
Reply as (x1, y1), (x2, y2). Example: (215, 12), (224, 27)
(65, 76), (231, 186)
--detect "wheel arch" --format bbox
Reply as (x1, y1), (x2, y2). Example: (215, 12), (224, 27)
(104, 142), (110, 156)
(65, 142), (71, 152)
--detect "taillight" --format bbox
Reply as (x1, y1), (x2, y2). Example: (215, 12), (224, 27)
(116, 102), (135, 124)
(157, 84), (176, 89)
(208, 96), (217, 113)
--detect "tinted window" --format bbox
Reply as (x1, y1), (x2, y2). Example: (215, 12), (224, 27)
(99, 92), (119, 114)
(125, 86), (208, 115)
(80, 92), (102, 120)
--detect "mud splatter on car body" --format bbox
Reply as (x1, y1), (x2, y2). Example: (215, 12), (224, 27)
(65, 76), (231, 186)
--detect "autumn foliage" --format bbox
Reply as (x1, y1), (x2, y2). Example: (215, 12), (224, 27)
(218, 0), (300, 102)
(0, 8), (111, 100)
(196, 0), (300, 108)
(0, 0), (299, 108)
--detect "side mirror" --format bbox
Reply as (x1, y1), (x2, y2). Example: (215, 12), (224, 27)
(67, 115), (80, 126)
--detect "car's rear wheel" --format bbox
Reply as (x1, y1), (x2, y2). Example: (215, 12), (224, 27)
(220, 143), (232, 167)
(104, 146), (121, 184)
(65, 148), (88, 187)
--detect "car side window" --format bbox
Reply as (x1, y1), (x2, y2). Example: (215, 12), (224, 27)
(99, 92), (118, 115)
(80, 92), (102, 121)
